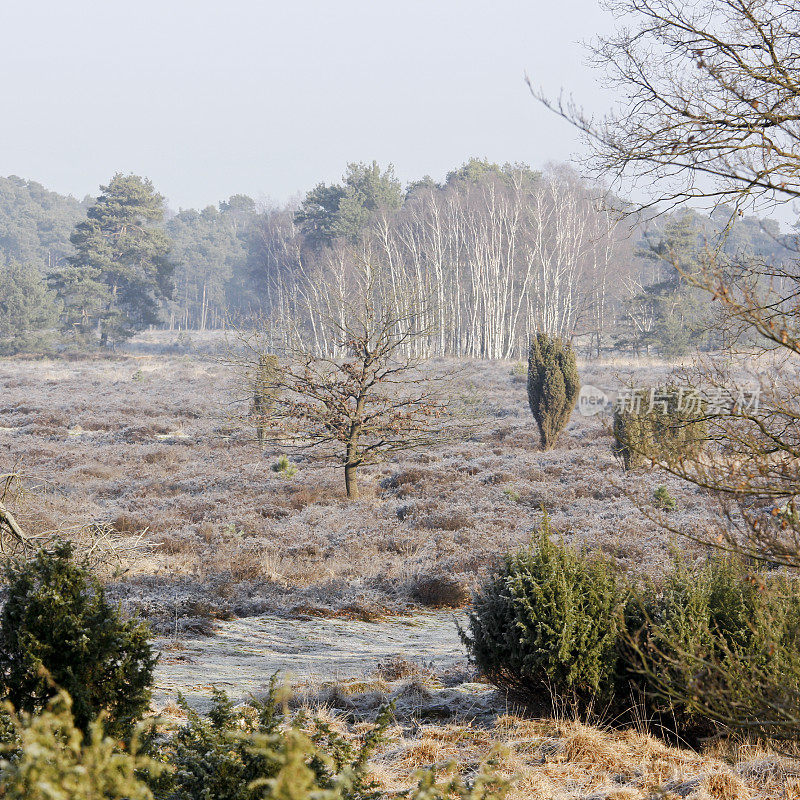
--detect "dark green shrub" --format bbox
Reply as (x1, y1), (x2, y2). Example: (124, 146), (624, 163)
(526, 333), (580, 450)
(464, 527), (800, 740)
(461, 515), (626, 707)
(0, 543), (156, 739)
(612, 387), (706, 470)
(626, 555), (800, 740)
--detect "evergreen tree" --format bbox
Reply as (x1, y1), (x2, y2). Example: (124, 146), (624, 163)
(526, 333), (580, 450)
(634, 213), (710, 356)
(0, 261), (61, 354)
(52, 174), (174, 345)
(294, 161), (403, 247)
(167, 201), (252, 329)
(444, 157), (504, 185)
(0, 176), (87, 270)
(0, 543), (156, 739)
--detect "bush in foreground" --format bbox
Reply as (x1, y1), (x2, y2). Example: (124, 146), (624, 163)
(0, 682), (508, 800)
(627, 555), (800, 740)
(461, 515), (625, 709)
(464, 519), (800, 740)
(0, 691), (160, 800)
(0, 543), (156, 739)
(153, 681), (388, 800)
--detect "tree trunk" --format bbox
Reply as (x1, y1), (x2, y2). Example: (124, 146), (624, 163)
(344, 463), (359, 500)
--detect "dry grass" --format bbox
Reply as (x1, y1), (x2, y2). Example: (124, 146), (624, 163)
(367, 715), (779, 799)
(340, 706), (785, 799)
(0, 343), (791, 796)
(267, 665), (799, 799)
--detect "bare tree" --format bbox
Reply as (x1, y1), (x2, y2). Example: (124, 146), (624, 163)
(235, 254), (449, 500)
(539, 0), (800, 565)
(535, 0), (800, 736)
(532, 0), (800, 214)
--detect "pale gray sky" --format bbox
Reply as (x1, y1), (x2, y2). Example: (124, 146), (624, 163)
(0, 0), (614, 210)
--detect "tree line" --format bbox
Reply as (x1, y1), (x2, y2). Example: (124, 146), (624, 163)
(0, 162), (793, 356)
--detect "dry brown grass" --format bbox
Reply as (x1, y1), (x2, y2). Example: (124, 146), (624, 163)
(785, 777), (800, 799)
(365, 713), (774, 799)
(274, 665), (795, 798)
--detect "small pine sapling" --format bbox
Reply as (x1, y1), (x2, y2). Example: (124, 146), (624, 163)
(271, 455), (298, 478)
(653, 485), (678, 511)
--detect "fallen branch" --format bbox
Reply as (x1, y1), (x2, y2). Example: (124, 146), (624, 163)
(0, 500), (26, 543)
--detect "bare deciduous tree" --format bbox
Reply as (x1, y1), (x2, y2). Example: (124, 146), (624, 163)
(249, 167), (626, 359)
(531, 0), (800, 213)
(235, 255), (450, 500)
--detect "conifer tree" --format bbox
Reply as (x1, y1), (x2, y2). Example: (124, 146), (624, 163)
(0, 260), (61, 354)
(526, 332), (579, 450)
(0, 543), (156, 739)
(51, 174), (174, 345)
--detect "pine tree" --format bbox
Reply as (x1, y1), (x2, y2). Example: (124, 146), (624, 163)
(0, 261), (61, 354)
(526, 332), (580, 450)
(636, 213), (708, 356)
(294, 161), (403, 247)
(51, 174), (174, 346)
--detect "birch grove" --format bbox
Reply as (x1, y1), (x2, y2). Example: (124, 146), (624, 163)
(248, 165), (627, 358)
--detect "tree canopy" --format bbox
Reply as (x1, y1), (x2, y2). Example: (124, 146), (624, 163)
(51, 174), (174, 345)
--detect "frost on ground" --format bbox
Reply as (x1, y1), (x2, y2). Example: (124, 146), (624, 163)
(153, 611), (465, 710)
(0, 350), (728, 631)
(3, 346), (798, 798)
(154, 608), (800, 799)
(158, 640), (800, 800)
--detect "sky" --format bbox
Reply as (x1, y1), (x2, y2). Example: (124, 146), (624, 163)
(0, 0), (615, 211)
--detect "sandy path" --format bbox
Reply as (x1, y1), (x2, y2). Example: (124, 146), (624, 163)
(153, 612), (466, 709)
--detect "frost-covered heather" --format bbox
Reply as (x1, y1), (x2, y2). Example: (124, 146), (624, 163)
(0, 351), (723, 631)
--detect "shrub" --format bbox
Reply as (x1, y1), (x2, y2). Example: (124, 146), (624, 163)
(461, 515), (625, 707)
(272, 454), (298, 478)
(0, 543), (156, 738)
(464, 525), (800, 740)
(526, 333), (580, 450)
(0, 691), (161, 800)
(412, 573), (469, 608)
(612, 387), (706, 470)
(155, 682), (389, 800)
(0, 683), (509, 800)
(627, 555), (800, 740)
(509, 361), (526, 384)
(502, 486), (521, 503)
(652, 485), (677, 511)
